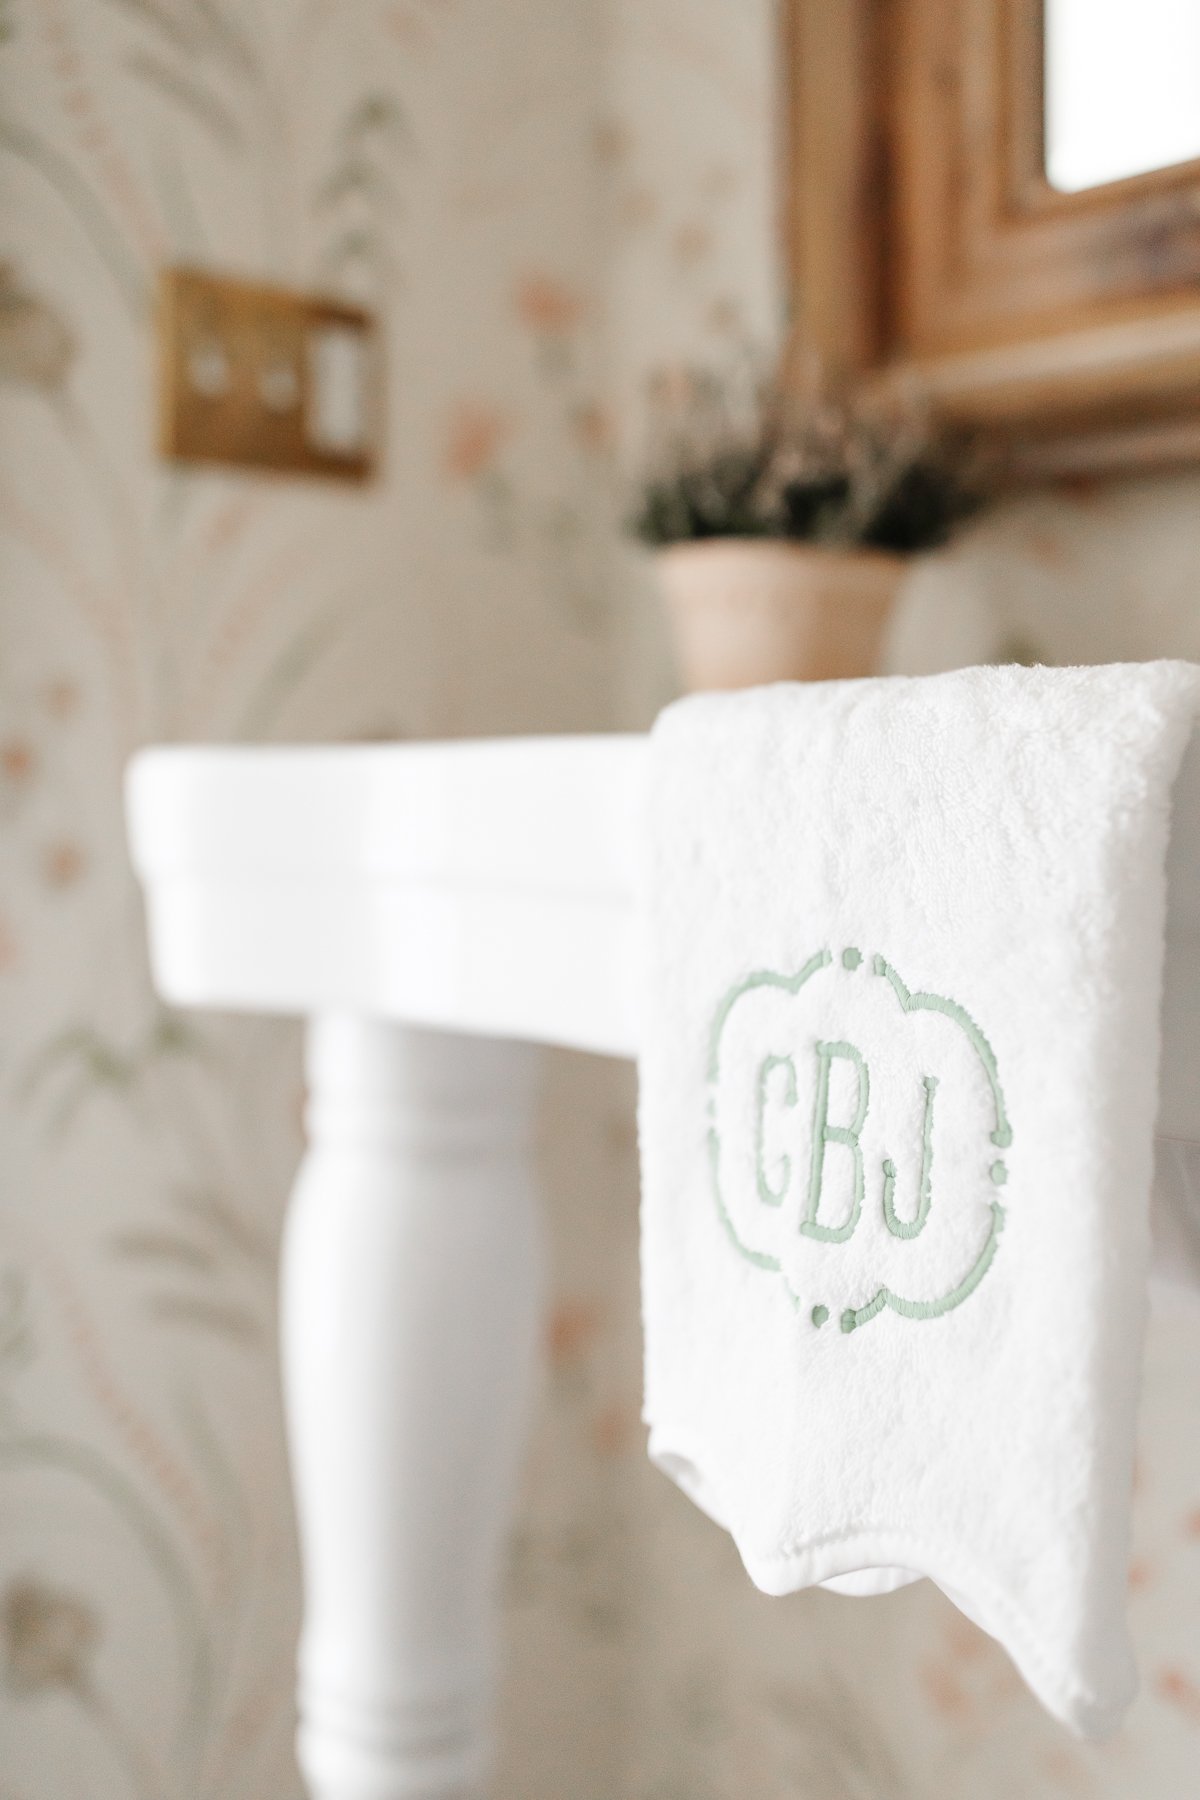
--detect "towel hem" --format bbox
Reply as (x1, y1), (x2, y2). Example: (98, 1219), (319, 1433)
(646, 1424), (1134, 1741)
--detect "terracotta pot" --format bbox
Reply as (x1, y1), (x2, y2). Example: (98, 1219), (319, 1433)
(654, 538), (904, 691)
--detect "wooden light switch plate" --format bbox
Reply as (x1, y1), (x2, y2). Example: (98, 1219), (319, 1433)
(158, 267), (378, 481)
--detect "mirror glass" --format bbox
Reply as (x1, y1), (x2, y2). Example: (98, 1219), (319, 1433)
(1045, 0), (1200, 193)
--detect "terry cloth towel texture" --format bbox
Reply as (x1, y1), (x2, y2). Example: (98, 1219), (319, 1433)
(637, 662), (1200, 1738)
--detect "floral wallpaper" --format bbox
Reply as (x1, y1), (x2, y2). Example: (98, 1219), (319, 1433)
(0, 2), (616, 1795)
(3, 1), (1200, 1798)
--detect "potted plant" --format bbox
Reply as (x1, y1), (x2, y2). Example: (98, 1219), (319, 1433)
(630, 361), (984, 691)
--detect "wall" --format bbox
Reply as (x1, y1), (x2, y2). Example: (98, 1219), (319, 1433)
(0, 3), (619, 1794)
(3, 2), (1200, 1799)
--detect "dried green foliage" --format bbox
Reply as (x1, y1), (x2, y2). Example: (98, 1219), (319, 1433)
(631, 358), (986, 553)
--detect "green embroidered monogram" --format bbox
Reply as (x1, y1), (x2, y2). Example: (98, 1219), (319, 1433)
(802, 1041), (868, 1242)
(755, 1054), (797, 1206)
(872, 954), (1012, 1151)
(882, 1074), (938, 1240)
(706, 950), (1010, 1333)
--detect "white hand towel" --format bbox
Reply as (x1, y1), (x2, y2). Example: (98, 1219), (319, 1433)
(638, 661), (1200, 1739)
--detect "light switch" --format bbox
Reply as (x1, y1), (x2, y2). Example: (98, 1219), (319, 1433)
(158, 266), (378, 481)
(307, 325), (369, 456)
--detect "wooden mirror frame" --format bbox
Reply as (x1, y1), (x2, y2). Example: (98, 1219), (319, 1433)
(783, 0), (1200, 482)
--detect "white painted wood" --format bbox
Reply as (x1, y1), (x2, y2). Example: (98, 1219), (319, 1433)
(126, 737), (648, 1055)
(282, 1015), (542, 1799)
